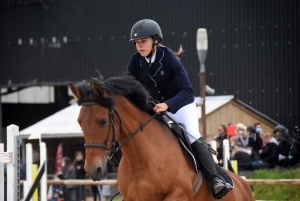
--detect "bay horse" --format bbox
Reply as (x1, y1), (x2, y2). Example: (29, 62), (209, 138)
(69, 74), (255, 201)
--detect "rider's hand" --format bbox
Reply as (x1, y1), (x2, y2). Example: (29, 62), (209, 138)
(153, 103), (169, 114)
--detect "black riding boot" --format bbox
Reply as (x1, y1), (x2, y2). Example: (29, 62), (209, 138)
(191, 138), (231, 199)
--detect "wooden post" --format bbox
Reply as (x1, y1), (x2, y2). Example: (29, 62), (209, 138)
(200, 71), (206, 139)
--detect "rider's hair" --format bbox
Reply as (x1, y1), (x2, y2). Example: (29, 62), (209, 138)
(158, 43), (183, 60)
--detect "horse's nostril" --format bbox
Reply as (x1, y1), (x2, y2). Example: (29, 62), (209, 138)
(96, 167), (102, 174)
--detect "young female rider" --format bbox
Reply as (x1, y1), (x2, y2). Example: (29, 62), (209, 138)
(126, 19), (231, 199)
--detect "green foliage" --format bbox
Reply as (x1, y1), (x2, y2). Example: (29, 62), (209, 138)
(252, 168), (300, 201)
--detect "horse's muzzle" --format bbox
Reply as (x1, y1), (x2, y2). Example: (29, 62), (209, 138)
(90, 162), (107, 181)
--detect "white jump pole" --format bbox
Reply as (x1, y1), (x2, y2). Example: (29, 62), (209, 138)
(40, 142), (47, 201)
(7, 124), (20, 201)
(223, 139), (230, 170)
(210, 140), (218, 163)
(24, 143), (33, 201)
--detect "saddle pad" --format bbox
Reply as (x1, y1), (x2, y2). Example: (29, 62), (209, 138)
(170, 123), (198, 172)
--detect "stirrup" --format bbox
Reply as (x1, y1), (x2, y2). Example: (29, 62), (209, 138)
(209, 175), (232, 199)
(213, 178), (226, 195)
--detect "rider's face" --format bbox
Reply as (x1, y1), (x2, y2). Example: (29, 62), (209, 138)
(135, 37), (153, 57)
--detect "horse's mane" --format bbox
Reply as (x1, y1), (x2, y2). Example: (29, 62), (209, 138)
(75, 72), (153, 113)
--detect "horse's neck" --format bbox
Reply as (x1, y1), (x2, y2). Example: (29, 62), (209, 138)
(115, 97), (170, 163)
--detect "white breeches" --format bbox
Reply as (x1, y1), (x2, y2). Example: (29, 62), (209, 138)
(166, 101), (201, 143)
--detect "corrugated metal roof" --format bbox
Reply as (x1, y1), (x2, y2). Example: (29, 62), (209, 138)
(19, 103), (83, 139)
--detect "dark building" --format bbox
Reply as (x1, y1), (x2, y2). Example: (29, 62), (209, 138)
(1, 0), (299, 133)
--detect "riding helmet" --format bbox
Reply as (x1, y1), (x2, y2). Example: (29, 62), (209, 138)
(129, 19), (163, 42)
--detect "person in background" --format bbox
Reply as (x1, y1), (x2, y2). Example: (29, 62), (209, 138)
(62, 157), (76, 201)
(230, 136), (239, 158)
(73, 151), (86, 201)
(274, 125), (291, 161)
(47, 173), (63, 201)
(254, 122), (263, 138)
(246, 125), (262, 161)
(254, 122), (278, 145)
(277, 126), (300, 168)
(236, 123), (249, 148)
(251, 132), (279, 170)
(215, 124), (228, 166)
(232, 143), (253, 172)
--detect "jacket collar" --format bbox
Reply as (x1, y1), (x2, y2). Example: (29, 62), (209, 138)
(138, 47), (165, 78)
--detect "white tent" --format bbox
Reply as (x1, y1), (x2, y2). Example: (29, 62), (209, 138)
(19, 103), (83, 139)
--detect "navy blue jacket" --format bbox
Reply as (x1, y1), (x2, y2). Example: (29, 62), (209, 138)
(126, 46), (194, 113)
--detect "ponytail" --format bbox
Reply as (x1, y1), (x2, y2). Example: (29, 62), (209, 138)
(158, 44), (184, 60)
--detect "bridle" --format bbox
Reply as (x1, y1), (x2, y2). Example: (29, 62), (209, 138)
(82, 101), (158, 160)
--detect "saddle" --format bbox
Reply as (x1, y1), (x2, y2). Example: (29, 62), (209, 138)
(168, 122), (234, 192)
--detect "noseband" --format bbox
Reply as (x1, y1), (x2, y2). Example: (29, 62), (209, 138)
(82, 101), (158, 160)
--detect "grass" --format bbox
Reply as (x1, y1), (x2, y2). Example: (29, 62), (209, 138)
(110, 195), (123, 201)
(252, 167), (300, 201)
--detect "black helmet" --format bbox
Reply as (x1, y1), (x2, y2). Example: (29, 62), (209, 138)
(129, 19), (163, 42)
(247, 125), (256, 133)
(273, 125), (285, 133)
(294, 126), (300, 134)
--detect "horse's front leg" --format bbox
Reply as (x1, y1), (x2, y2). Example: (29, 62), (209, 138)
(163, 187), (194, 201)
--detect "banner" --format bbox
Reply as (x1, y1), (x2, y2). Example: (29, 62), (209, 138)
(55, 142), (63, 174)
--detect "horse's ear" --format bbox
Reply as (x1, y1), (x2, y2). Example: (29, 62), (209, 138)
(93, 84), (106, 97)
(69, 84), (82, 100)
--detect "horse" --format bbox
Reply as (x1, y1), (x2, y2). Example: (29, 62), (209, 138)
(69, 74), (255, 201)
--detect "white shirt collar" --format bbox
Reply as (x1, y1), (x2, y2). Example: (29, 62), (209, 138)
(145, 50), (156, 63)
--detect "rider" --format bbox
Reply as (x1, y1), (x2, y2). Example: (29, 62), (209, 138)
(126, 19), (232, 199)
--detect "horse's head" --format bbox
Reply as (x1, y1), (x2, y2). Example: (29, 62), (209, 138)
(69, 80), (118, 180)
(69, 74), (151, 180)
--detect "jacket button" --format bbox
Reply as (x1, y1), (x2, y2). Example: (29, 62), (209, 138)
(162, 97), (164, 100)
(158, 91), (161, 93)
(154, 84), (157, 87)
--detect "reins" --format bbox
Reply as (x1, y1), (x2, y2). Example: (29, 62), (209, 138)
(82, 101), (158, 161)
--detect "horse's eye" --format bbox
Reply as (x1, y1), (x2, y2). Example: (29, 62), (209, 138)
(99, 119), (107, 126)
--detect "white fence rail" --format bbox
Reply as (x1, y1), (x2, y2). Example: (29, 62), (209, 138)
(0, 125), (20, 201)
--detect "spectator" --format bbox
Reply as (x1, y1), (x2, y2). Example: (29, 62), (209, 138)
(47, 173), (63, 201)
(277, 126), (300, 168)
(217, 124), (227, 140)
(215, 124), (227, 165)
(251, 132), (279, 170)
(236, 123), (249, 148)
(255, 122), (278, 145)
(230, 136), (239, 158)
(254, 122), (263, 138)
(246, 125), (262, 160)
(274, 125), (291, 161)
(73, 151), (86, 201)
(62, 157), (76, 201)
(232, 143), (253, 172)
